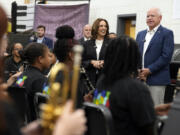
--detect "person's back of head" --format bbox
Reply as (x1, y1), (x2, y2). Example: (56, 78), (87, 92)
(108, 32), (117, 39)
(22, 43), (46, 64)
(55, 25), (75, 39)
(103, 35), (141, 84)
(54, 25), (77, 62)
(21, 43), (51, 71)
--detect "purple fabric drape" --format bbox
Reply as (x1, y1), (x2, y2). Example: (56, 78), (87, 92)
(34, 4), (89, 42)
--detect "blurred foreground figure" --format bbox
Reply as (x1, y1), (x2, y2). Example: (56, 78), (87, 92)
(94, 36), (156, 135)
(0, 5), (86, 135)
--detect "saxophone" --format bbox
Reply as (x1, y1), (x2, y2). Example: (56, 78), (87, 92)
(80, 66), (95, 94)
(40, 45), (83, 135)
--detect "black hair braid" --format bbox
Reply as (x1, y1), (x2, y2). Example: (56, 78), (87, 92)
(53, 25), (77, 62)
(103, 35), (141, 85)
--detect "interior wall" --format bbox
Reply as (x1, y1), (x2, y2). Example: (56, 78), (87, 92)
(0, 0), (25, 17)
(89, 0), (180, 43)
(0, 0), (180, 43)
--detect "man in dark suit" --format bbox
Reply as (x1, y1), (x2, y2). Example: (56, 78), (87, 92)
(78, 24), (91, 45)
(136, 8), (174, 105)
(30, 25), (53, 49)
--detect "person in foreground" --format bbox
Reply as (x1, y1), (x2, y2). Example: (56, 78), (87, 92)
(14, 42), (52, 121)
(94, 36), (156, 135)
(53, 25), (89, 108)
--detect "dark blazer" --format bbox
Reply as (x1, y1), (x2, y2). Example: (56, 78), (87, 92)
(82, 38), (110, 86)
(30, 36), (53, 49)
(136, 25), (174, 85)
(78, 37), (86, 45)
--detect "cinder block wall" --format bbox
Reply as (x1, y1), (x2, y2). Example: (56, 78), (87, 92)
(89, 0), (180, 44)
(0, 0), (25, 17)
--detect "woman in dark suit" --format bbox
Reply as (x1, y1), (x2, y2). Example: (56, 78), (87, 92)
(82, 18), (111, 87)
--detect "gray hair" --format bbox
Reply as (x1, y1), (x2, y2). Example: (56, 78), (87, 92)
(148, 8), (162, 16)
(156, 8), (162, 16)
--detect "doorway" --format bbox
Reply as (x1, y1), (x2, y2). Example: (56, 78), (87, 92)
(117, 14), (136, 39)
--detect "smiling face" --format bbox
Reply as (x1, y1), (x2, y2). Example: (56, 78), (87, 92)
(91, 18), (109, 40)
(146, 8), (162, 30)
(97, 20), (107, 39)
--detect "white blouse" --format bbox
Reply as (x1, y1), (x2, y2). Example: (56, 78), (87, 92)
(95, 39), (103, 60)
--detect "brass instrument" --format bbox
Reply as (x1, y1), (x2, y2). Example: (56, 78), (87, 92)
(80, 66), (95, 93)
(40, 45), (83, 135)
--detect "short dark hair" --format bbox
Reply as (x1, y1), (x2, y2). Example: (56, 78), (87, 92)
(37, 25), (46, 31)
(102, 35), (141, 85)
(91, 18), (109, 39)
(109, 32), (116, 35)
(22, 42), (48, 64)
(53, 25), (77, 62)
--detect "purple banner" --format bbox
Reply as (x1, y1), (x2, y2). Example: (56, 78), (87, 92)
(34, 4), (89, 42)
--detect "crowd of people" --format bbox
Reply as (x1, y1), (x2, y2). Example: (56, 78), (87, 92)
(0, 3), (176, 135)
(0, 5), (86, 135)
